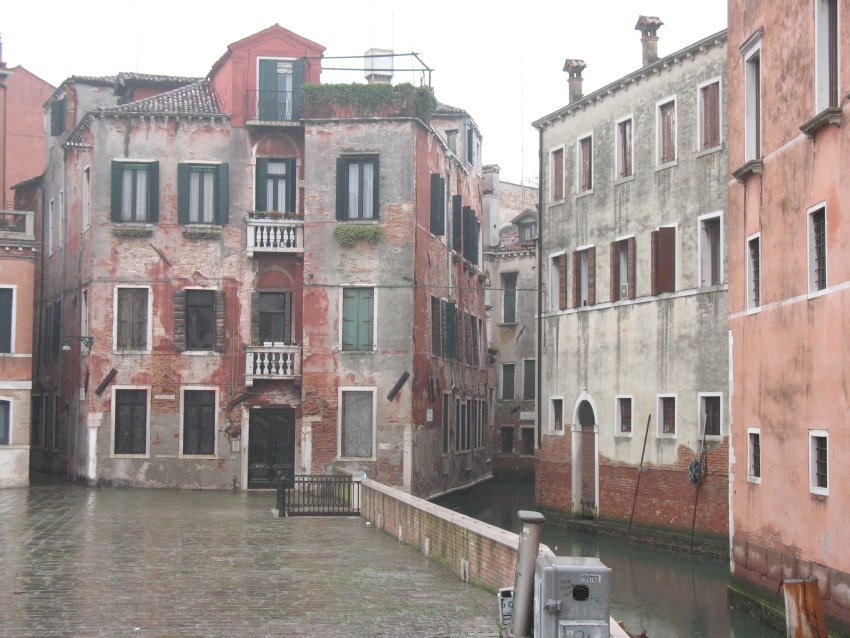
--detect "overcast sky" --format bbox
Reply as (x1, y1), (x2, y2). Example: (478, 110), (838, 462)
(3, 0), (726, 185)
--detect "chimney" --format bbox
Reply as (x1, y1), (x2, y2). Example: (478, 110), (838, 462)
(635, 16), (664, 67)
(563, 59), (586, 104)
(364, 48), (394, 85)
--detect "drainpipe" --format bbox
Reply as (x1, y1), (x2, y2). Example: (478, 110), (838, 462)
(509, 510), (545, 638)
(536, 127), (543, 451)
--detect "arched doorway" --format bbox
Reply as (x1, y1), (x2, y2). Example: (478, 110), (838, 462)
(572, 396), (598, 517)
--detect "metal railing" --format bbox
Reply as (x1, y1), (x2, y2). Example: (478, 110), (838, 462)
(277, 474), (361, 517)
(245, 90), (297, 122)
(245, 345), (301, 386)
(246, 218), (303, 256)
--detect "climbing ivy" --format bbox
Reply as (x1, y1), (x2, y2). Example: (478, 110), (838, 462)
(334, 224), (382, 248)
(303, 83), (437, 122)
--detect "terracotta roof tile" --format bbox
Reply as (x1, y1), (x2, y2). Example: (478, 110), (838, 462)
(98, 81), (223, 115)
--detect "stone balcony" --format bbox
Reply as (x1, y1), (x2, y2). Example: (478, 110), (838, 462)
(0, 210), (36, 242)
(246, 217), (303, 256)
(245, 345), (301, 386)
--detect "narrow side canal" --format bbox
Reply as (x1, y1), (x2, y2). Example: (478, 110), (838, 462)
(435, 477), (781, 638)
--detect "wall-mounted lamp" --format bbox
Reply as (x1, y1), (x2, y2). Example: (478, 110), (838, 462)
(63, 336), (94, 352)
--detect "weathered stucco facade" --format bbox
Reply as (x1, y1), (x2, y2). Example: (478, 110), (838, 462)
(533, 22), (730, 536)
(727, 0), (850, 627)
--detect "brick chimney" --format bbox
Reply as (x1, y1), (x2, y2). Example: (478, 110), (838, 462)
(563, 59), (586, 104)
(635, 16), (663, 67)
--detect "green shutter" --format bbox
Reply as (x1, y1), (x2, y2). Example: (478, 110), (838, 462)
(216, 163), (229, 225)
(111, 161), (123, 222)
(51, 99), (66, 136)
(214, 290), (226, 352)
(258, 59), (278, 120)
(292, 59), (305, 120)
(255, 159), (268, 211)
(148, 161), (159, 222)
(342, 288), (356, 349)
(451, 196), (462, 252)
(286, 158), (297, 213)
(173, 290), (186, 351)
(371, 157), (380, 219)
(358, 288), (374, 350)
(336, 158), (347, 220)
(430, 173), (441, 235)
(177, 164), (190, 224)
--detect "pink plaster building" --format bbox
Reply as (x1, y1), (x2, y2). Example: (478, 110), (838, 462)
(727, 0), (850, 628)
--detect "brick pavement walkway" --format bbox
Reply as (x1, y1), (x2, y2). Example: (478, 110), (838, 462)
(0, 483), (500, 637)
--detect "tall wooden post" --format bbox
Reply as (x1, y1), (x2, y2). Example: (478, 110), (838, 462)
(783, 577), (828, 637)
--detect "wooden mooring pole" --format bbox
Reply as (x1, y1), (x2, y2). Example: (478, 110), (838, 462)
(783, 577), (828, 637)
(627, 414), (652, 541)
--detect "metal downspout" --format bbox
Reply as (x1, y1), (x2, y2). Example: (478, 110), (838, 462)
(536, 127), (543, 452)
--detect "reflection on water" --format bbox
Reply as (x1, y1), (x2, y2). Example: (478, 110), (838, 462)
(435, 477), (780, 638)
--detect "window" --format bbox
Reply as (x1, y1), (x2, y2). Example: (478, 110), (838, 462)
(113, 388), (148, 455)
(809, 430), (828, 495)
(441, 300), (457, 359)
(336, 156), (379, 220)
(615, 117), (633, 179)
(519, 222), (537, 242)
(442, 393), (450, 454)
(186, 290), (215, 351)
(431, 297), (441, 356)
(48, 199), (54, 256)
(658, 395), (676, 436)
(111, 161), (159, 223)
(341, 287), (374, 351)
(748, 234), (761, 309)
(256, 158), (296, 213)
(699, 80), (721, 150)
(523, 359), (535, 400)
(550, 253), (567, 311)
(616, 397), (632, 435)
(464, 314), (480, 367)
(340, 389), (375, 459)
(699, 394), (722, 437)
(462, 206), (480, 265)
(743, 40), (762, 161)
(748, 428), (761, 482)
(551, 147), (564, 201)
(657, 98), (677, 165)
(178, 163), (228, 225)
(50, 97), (66, 137)
(699, 215), (722, 287)
(115, 287), (149, 351)
(610, 238), (635, 301)
(815, 0), (839, 111)
(258, 292), (292, 344)
(501, 427), (514, 454)
(551, 398), (563, 433)
(502, 273), (517, 323)
(0, 400), (9, 445)
(577, 134), (593, 192)
(520, 428), (535, 455)
(573, 247), (596, 307)
(651, 227), (676, 295)
(0, 288), (12, 353)
(182, 390), (216, 456)
(501, 364), (515, 400)
(809, 206), (827, 293)
(82, 166), (91, 230)
(257, 58), (298, 120)
(430, 173), (446, 235)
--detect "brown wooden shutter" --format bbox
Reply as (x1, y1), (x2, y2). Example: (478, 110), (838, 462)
(610, 241), (619, 302)
(658, 227), (676, 293)
(581, 139), (592, 191)
(174, 290), (186, 351)
(214, 290), (226, 352)
(703, 83), (720, 149)
(250, 291), (260, 346)
(650, 231), (659, 296)
(627, 236), (637, 299)
(587, 247), (596, 306)
(572, 252), (580, 308)
(559, 254), (568, 310)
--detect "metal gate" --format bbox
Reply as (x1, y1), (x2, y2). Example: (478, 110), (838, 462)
(277, 474), (360, 517)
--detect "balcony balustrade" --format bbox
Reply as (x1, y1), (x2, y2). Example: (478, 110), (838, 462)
(246, 345), (301, 386)
(246, 217), (303, 256)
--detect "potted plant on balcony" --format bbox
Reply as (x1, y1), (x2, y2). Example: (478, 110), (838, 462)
(247, 210), (285, 220)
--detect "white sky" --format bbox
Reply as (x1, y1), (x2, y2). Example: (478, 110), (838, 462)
(2, 0), (726, 185)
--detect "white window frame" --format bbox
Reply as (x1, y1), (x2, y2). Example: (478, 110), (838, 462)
(747, 427), (761, 484)
(500, 363), (516, 401)
(747, 232), (761, 312)
(82, 165), (91, 231)
(655, 95), (678, 168)
(338, 285), (377, 352)
(697, 212), (724, 288)
(808, 429), (829, 496)
(698, 392), (723, 439)
(614, 114), (635, 182)
(549, 251), (565, 313)
(179, 386), (219, 459)
(576, 132), (594, 195)
(48, 199), (54, 256)
(0, 396), (14, 445)
(815, 0), (840, 112)
(808, 203), (828, 296)
(614, 395), (634, 438)
(256, 56), (296, 120)
(657, 393), (677, 438)
(550, 395), (565, 435)
(696, 77), (723, 152)
(742, 36), (762, 162)
(0, 285), (17, 355)
(338, 386), (377, 461)
(112, 285), (153, 353)
(110, 385), (151, 459)
(549, 145), (566, 203)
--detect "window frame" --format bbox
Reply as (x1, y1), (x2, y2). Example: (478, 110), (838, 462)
(502, 272), (518, 324)
(657, 394), (677, 438)
(178, 161), (228, 226)
(747, 427), (761, 484)
(573, 245), (596, 308)
(549, 145), (565, 203)
(610, 236), (636, 302)
(113, 286), (152, 353)
(808, 204), (828, 296)
(656, 96), (678, 167)
(255, 157), (297, 214)
(614, 395), (634, 438)
(111, 159), (159, 224)
(576, 132), (594, 194)
(111, 386), (151, 458)
(180, 387), (218, 458)
(338, 386), (377, 460)
(501, 363), (515, 401)
(742, 36), (762, 162)
(747, 232), (761, 312)
(698, 212), (724, 288)
(336, 155), (380, 221)
(651, 225), (677, 295)
(257, 290), (293, 346)
(340, 285), (376, 352)
(0, 286), (16, 354)
(815, 0), (840, 112)
(697, 77), (723, 152)
(184, 288), (217, 352)
(0, 397), (12, 445)
(698, 392), (723, 439)
(808, 429), (829, 496)
(614, 115), (634, 182)
(550, 396), (565, 435)
(519, 426), (536, 456)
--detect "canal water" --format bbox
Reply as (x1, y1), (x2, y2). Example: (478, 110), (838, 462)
(435, 477), (781, 638)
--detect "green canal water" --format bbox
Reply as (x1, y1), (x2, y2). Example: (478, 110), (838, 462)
(435, 477), (781, 638)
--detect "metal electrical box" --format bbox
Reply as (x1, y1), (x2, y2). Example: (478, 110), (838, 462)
(533, 556), (611, 638)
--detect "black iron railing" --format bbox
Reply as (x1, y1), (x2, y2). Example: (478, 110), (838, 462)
(245, 90), (298, 122)
(277, 474), (361, 517)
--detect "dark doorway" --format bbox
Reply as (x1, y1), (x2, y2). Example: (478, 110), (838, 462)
(248, 408), (295, 489)
(577, 399), (597, 516)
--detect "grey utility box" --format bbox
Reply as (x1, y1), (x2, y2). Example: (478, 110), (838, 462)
(533, 556), (611, 638)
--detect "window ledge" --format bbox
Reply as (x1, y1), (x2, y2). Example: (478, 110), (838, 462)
(800, 107), (842, 138)
(340, 349), (376, 354)
(181, 350), (220, 356)
(179, 454), (219, 460)
(549, 429), (566, 436)
(112, 225), (154, 238)
(614, 175), (634, 186)
(732, 159), (763, 182)
(114, 349), (152, 355)
(745, 306), (761, 316)
(696, 144), (723, 158)
(655, 160), (678, 172)
(747, 476), (761, 485)
(807, 287), (829, 300)
(576, 189), (593, 199)
(549, 198), (566, 207)
(614, 432), (633, 438)
(657, 433), (677, 439)
(809, 488), (829, 498)
(498, 322), (518, 327)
